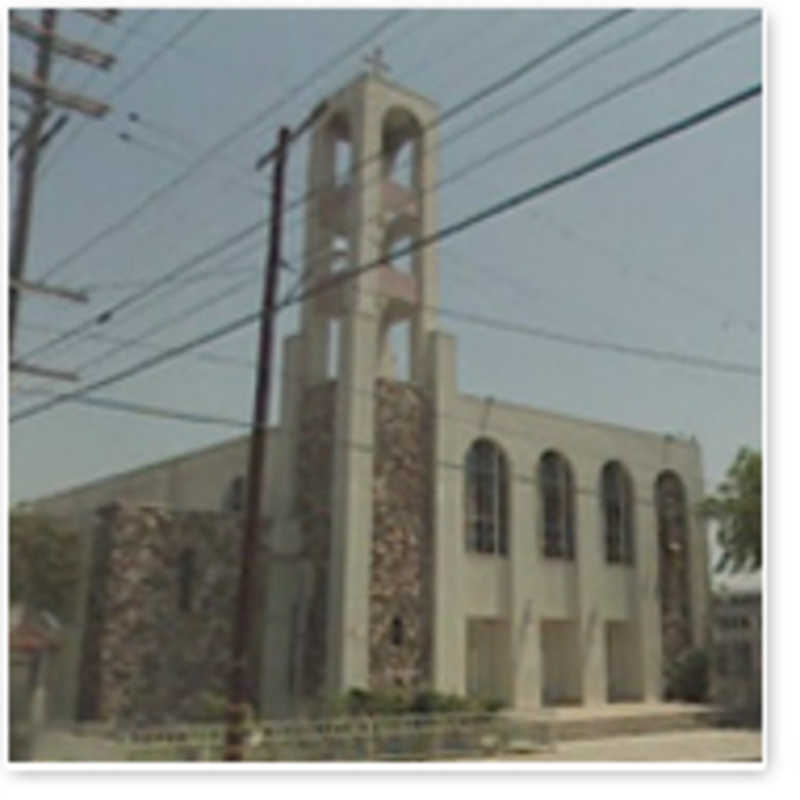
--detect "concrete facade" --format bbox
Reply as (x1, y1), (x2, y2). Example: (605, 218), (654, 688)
(27, 72), (710, 720)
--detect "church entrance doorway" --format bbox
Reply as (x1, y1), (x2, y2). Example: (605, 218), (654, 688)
(540, 619), (581, 705)
(605, 621), (643, 701)
(466, 618), (510, 704)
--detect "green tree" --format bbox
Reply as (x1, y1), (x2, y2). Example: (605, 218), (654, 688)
(9, 511), (82, 621)
(701, 447), (762, 573)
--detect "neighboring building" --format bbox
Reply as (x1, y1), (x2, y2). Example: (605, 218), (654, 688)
(9, 603), (63, 758)
(711, 590), (762, 714)
(28, 70), (710, 720)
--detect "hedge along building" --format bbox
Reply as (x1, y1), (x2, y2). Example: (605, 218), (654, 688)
(28, 70), (710, 719)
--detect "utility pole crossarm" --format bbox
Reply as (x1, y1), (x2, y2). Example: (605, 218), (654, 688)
(10, 362), (79, 382)
(10, 12), (116, 69)
(10, 70), (110, 117)
(10, 277), (88, 304)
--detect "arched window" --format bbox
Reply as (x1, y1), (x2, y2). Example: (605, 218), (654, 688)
(465, 439), (509, 556)
(390, 616), (404, 647)
(654, 470), (693, 669)
(655, 471), (689, 559)
(601, 461), (634, 564)
(539, 450), (575, 559)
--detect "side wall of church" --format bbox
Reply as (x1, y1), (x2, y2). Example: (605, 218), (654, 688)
(26, 432), (286, 521)
(369, 378), (433, 690)
(78, 505), (264, 724)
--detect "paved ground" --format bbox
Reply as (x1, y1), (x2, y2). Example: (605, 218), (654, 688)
(494, 728), (763, 763)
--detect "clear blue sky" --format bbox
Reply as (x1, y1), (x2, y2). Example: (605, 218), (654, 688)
(8, 7), (761, 584)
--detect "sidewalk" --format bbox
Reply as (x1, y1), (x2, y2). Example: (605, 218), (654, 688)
(494, 728), (762, 763)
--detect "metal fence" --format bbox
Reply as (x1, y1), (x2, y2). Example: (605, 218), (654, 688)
(39, 711), (556, 762)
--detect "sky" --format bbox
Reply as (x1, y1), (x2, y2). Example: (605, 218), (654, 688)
(7, 6), (762, 588)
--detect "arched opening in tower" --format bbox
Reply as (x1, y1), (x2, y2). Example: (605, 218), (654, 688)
(387, 140), (415, 189)
(386, 234), (414, 275)
(327, 318), (341, 380)
(328, 111), (352, 187)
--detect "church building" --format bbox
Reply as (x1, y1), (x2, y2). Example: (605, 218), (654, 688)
(28, 69), (710, 719)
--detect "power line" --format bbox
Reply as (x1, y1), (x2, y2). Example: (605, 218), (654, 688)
(21, 265), (760, 390)
(40, 10), (212, 174)
(37, 8), (436, 305)
(16, 11), (638, 365)
(9, 83), (761, 425)
(12, 375), (691, 506)
(42, 11), (208, 164)
(431, 13), (762, 196)
(287, 84), (762, 314)
(526, 207), (759, 332)
(17, 218), (270, 363)
(10, 367), (688, 487)
(283, 9), (633, 235)
(13, 386), (249, 429)
(288, 12), (760, 296)
(36, 10), (410, 283)
(20, 19), (761, 379)
(38, 9), (158, 178)
(44, 256), (262, 374)
(281, 9), (682, 292)
(393, 9), (517, 85)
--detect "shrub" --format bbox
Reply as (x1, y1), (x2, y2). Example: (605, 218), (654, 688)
(481, 697), (507, 713)
(665, 648), (710, 702)
(334, 688), (502, 716)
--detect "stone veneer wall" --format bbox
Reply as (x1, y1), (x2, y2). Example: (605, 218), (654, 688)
(295, 381), (337, 699)
(370, 378), (433, 690)
(656, 473), (693, 684)
(78, 504), (263, 724)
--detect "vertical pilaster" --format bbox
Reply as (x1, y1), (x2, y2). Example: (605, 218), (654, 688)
(510, 456), (541, 710)
(301, 124), (335, 384)
(636, 471), (663, 702)
(429, 332), (465, 694)
(411, 120), (439, 385)
(326, 83), (382, 694)
(575, 476), (607, 705)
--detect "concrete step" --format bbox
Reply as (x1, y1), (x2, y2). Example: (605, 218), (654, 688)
(551, 707), (720, 742)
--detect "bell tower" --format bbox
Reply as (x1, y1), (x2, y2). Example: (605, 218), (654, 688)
(298, 58), (440, 386)
(280, 64), (440, 699)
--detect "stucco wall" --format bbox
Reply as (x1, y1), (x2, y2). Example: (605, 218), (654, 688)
(429, 331), (708, 707)
(27, 432), (283, 519)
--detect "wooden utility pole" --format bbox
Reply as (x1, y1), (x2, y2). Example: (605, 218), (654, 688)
(8, 8), (117, 360)
(224, 125), (291, 762)
(223, 98), (327, 761)
(9, 9), (58, 354)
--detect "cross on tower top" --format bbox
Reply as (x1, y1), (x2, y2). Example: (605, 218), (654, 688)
(364, 46), (389, 78)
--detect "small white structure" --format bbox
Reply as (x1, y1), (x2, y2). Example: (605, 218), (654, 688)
(711, 590), (761, 714)
(29, 70), (710, 717)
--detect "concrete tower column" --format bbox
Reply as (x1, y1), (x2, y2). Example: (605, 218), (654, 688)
(294, 72), (442, 696)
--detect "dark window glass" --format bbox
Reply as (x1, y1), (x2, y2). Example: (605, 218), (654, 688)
(465, 439), (509, 556)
